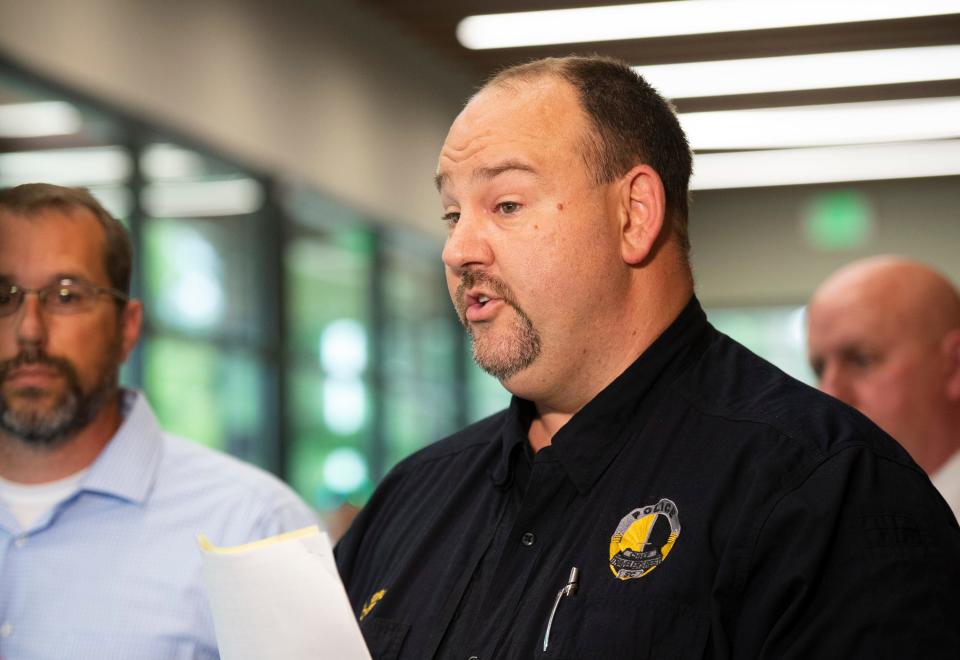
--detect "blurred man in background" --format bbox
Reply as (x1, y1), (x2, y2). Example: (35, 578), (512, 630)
(808, 256), (960, 518)
(0, 183), (316, 659)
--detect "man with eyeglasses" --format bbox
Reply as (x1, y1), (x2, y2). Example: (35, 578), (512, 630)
(0, 183), (317, 659)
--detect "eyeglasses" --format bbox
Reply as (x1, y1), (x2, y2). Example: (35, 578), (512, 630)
(0, 279), (129, 317)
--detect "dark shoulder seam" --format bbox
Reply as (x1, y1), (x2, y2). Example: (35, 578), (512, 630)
(675, 386), (827, 464)
(733, 446), (930, 600)
(385, 409), (509, 478)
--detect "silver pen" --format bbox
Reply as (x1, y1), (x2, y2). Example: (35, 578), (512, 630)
(543, 567), (579, 652)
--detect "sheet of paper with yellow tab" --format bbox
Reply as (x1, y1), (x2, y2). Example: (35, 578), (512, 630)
(197, 525), (371, 660)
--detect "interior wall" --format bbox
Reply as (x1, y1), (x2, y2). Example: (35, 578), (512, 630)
(690, 176), (960, 306)
(0, 0), (473, 237)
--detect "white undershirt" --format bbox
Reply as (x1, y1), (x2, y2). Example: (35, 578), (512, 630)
(0, 468), (89, 530)
(931, 450), (960, 523)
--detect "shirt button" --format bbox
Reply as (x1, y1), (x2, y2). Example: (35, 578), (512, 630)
(521, 531), (536, 546)
(0, 622), (12, 638)
(14, 536), (27, 548)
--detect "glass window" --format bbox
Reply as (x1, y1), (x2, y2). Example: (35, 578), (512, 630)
(142, 215), (265, 341)
(284, 188), (376, 509)
(466, 355), (512, 422)
(381, 234), (461, 469)
(139, 142), (275, 469)
(143, 336), (269, 466)
(0, 74), (131, 217)
(706, 305), (814, 384)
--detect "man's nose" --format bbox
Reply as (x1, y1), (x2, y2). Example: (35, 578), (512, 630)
(442, 212), (494, 274)
(14, 293), (48, 348)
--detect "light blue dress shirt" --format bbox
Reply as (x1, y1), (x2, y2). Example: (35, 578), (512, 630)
(0, 390), (318, 659)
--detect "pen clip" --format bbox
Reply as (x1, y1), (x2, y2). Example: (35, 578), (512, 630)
(543, 567), (579, 652)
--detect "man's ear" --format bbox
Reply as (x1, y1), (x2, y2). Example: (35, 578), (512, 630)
(120, 299), (143, 362)
(618, 164), (666, 266)
(944, 328), (960, 401)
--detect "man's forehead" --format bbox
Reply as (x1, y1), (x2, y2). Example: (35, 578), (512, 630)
(0, 205), (100, 228)
(0, 208), (109, 273)
(436, 77), (585, 191)
(810, 286), (924, 353)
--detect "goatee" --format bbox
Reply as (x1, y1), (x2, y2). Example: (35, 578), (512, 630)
(454, 270), (542, 381)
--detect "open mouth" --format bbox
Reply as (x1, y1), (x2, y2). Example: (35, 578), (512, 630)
(467, 292), (492, 307)
(464, 291), (504, 322)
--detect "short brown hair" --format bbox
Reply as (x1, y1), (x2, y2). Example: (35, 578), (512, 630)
(486, 56), (693, 253)
(0, 183), (133, 298)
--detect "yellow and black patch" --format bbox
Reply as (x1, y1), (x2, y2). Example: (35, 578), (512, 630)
(609, 498), (681, 580)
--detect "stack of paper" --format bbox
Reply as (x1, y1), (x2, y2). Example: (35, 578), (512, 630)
(198, 526), (371, 660)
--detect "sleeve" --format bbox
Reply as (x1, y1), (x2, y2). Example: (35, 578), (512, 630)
(732, 445), (960, 659)
(249, 480), (321, 539)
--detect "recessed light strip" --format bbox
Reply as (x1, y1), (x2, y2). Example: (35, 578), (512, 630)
(142, 179), (264, 217)
(636, 45), (960, 99)
(0, 147), (131, 186)
(691, 140), (960, 190)
(679, 97), (960, 150)
(0, 101), (82, 138)
(457, 0), (960, 50)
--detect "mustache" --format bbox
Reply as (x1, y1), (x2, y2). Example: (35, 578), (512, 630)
(0, 349), (78, 383)
(454, 270), (521, 323)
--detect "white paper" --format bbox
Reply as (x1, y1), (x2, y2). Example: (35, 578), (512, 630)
(198, 526), (371, 660)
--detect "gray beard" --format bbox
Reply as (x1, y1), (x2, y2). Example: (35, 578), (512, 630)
(468, 305), (542, 382)
(0, 351), (118, 448)
(455, 271), (543, 382)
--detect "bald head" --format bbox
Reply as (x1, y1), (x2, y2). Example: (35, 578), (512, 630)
(807, 256), (960, 474)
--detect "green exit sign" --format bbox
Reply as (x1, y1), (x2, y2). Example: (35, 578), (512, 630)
(802, 190), (874, 250)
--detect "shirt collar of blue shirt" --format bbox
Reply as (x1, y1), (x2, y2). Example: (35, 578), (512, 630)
(79, 389), (163, 506)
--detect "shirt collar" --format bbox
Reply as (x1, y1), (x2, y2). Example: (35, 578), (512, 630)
(492, 296), (710, 494)
(79, 389), (164, 505)
(491, 397), (537, 488)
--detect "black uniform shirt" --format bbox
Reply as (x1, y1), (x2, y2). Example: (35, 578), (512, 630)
(335, 297), (960, 659)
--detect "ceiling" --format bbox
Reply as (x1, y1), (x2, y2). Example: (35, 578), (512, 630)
(358, 1), (960, 113)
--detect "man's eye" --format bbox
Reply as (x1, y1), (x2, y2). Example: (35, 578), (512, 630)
(847, 352), (876, 370)
(496, 201), (521, 214)
(442, 211), (461, 226)
(54, 287), (87, 306)
(809, 358), (824, 380)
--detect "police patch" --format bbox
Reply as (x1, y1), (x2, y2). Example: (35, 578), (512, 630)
(609, 498), (681, 580)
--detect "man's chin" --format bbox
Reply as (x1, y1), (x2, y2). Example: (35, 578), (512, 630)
(473, 344), (539, 383)
(2, 385), (63, 410)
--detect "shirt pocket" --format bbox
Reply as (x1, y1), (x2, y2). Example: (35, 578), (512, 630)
(543, 596), (709, 660)
(359, 616), (411, 660)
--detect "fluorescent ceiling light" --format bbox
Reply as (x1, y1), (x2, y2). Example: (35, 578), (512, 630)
(636, 45), (960, 99)
(690, 140), (960, 189)
(143, 178), (264, 217)
(0, 147), (131, 186)
(458, 0), (960, 49)
(141, 144), (209, 181)
(0, 101), (83, 138)
(680, 97), (960, 150)
(85, 186), (133, 219)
